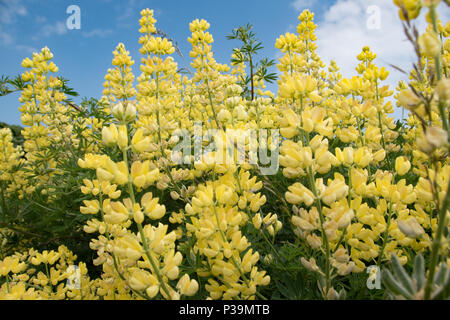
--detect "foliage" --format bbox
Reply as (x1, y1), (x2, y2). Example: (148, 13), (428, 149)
(0, 122), (23, 147)
(227, 23), (277, 100)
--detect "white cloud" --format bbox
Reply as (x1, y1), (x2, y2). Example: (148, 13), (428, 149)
(35, 16), (47, 24)
(41, 21), (68, 37)
(0, 31), (13, 45)
(315, 0), (450, 90)
(0, 0), (27, 24)
(15, 44), (38, 55)
(83, 29), (113, 38)
(0, 0), (35, 53)
(116, 0), (140, 25)
(115, 0), (162, 27)
(291, 0), (317, 11)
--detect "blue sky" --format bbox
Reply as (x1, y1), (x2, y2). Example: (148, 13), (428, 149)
(0, 0), (448, 125)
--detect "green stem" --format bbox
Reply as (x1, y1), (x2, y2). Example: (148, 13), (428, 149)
(377, 201), (393, 266)
(154, 67), (189, 203)
(424, 178), (450, 299)
(206, 79), (221, 129)
(122, 148), (172, 299)
(98, 191), (149, 300)
(211, 171), (267, 300)
(6, 274), (10, 293)
(0, 183), (8, 221)
(45, 263), (53, 292)
(429, 5), (449, 133)
(234, 171), (284, 263)
(378, 110), (392, 169)
(249, 53), (254, 100)
(306, 165), (331, 294)
(423, 5), (450, 300)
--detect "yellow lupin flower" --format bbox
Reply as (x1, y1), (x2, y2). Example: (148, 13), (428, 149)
(141, 192), (166, 220)
(102, 124), (118, 147)
(418, 30), (441, 57)
(177, 274), (199, 296)
(395, 156), (411, 176)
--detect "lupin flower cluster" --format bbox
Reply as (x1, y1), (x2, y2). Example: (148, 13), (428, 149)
(0, 1), (449, 300)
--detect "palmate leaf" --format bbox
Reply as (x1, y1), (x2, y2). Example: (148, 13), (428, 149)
(264, 73), (278, 83)
(7, 74), (26, 91)
(0, 74), (22, 96)
(0, 75), (12, 96)
(57, 76), (79, 97)
(250, 41), (263, 53)
(256, 64), (278, 83)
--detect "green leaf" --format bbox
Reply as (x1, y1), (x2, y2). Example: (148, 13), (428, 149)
(391, 254), (414, 294)
(413, 254), (425, 290)
(382, 269), (414, 299)
(431, 268), (450, 300)
(433, 263), (448, 285)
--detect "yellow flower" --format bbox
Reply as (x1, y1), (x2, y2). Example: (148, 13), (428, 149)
(425, 126), (448, 149)
(436, 78), (450, 101)
(129, 268), (158, 291)
(113, 233), (143, 262)
(398, 89), (421, 109)
(321, 175), (349, 206)
(395, 156), (411, 176)
(397, 217), (424, 238)
(418, 30), (441, 57)
(141, 192), (166, 220)
(131, 129), (151, 153)
(102, 125), (118, 147)
(117, 125), (128, 150)
(97, 167), (114, 182)
(124, 102), (137, 122)
(103, 200), (130, 224)
(80, 200), (100, 214)
(177, 274), (199, 296)
(285, 183), (315, 206)
(112, 102), (125, 120)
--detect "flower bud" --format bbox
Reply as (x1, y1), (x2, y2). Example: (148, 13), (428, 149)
(326, 287), (340, 300)
(133, 209), (144, 224)
(398, 89), (421, 109)
(436, 78), (450, 101)
(177, 274), (199, 296)
(21, 57), (33, 68)
(112, 102), (124, 120)
(97, 167), (114, 182)
(124, 103), (137, 122)
(102, 125), (118, 147)
(170, 191), (180, 200)
(301, 257), (321, 273)
(418, 31), (441, 57)
(397, 217), (424, 238)
(217, 109), (231, 122)
(373, 149), (386, 162)
(117, 125), (128, 150)
(425, 126), (448, 149)
(395, 156), (411, 176)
